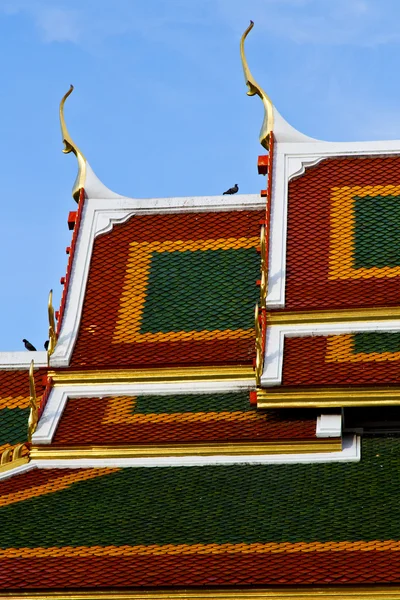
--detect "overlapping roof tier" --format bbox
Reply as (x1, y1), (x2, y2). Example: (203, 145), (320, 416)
(0, 437), (398, 589)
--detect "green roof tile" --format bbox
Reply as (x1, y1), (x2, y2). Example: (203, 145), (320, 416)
(0, 437), (399, 548)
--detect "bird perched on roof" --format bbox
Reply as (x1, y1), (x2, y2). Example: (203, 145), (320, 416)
(44, 340), (49, 351)
(22, 339), (37, 351)
(223, 184), (239, 195)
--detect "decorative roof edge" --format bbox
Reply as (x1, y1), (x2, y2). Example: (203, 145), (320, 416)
(262, 318), (400, 387)
(49, 194), (264, 368)
(0, 351), (47, 370)
(28, 433), (358, 468)
(31, 439), (342, 461)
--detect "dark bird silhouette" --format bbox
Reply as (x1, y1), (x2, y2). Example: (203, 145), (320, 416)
(44, 340), (49, 351)
(223, 184), (239, 195)
(22, 339), (37, 352)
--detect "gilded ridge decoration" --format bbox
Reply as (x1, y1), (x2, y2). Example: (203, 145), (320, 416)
(0, 444), (28, 474)
(27, 361), (38, 442)
(254, 304), (263, 386)
(259, 224), (267, 308)
(240, 20), (274, 150)
(47, 289), (57, 363)
(59, 85), (86, 202)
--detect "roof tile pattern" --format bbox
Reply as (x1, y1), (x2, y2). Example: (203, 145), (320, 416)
(51, 393), (318, 445)
(284, 156), (400, 310)
(282, 332), (400, 385)
(1, 437), (400, 588)
(71, 211), (263, 368)
(0, 369), (46, 454)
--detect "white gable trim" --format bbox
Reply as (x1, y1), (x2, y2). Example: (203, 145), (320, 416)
(0, 351), (47, 369)
(50, 194), (264, 369)
(268, 139), (400, 309)
(261, 319), (400, 386)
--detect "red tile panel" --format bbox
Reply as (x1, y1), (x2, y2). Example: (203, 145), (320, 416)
(0, 369), (47, 409)
(284, 155), (400, 310)
(51, 397), (318, 445)
(282, 336), (400, 386)
(2, 550), (400, 588)
(70, 210), (263, 369)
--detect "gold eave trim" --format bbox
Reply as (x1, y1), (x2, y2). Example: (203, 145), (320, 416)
(257, 386), (400, 408)
(0, 457), (29, 474)
(267, 306), (400, 325)
(3, 587), (400, 600)
(30, 439), (341, 459)
(48, 366), (255, 385)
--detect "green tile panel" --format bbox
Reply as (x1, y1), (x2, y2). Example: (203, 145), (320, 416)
(353, 332), (400, 354)
(140, 248), (259, 333)
(354, 195), (400, 268)
(0, 408), (29, 446)
(1, 437), (400, 548)
(134, 392), (253, 414)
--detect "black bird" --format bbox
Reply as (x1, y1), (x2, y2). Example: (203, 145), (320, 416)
(44, 340), (49, 351)
(223, 184), (239, 195)
(22, 339), (37, 352)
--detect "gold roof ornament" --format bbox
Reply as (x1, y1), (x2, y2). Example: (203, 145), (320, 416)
(59, 84), (87, 202)
(27, 360), (38, 443)
(47, 289), (57, 364)
(240, 20), (274, 150)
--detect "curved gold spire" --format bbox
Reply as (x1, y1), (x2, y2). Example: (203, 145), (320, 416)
(60, 85), (86, 202)
(47, 289), (57, 363)
(240, 20), (274, 150)
(27, 360), (38, 443)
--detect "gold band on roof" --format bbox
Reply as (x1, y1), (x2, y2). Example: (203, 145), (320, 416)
(1, 587), (400, 600)
(47, 366), (255, 385)
(30, 439), (341, 460)
(257, 386), (400, 408)
(266, 306), (400, 325)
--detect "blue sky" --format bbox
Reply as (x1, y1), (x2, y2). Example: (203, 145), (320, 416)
(0, 0), (400, 351)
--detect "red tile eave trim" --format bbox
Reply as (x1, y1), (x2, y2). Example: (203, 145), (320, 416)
(56, 188), (86, 336)
(1, 550), (400, 588)
(38, 375), (52, 420)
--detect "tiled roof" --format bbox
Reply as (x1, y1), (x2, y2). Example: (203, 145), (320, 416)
(71, 210), (263, 368)
(283, 156), (400, 310)
(1, 437), (400, 588)
(51, 393), (319, 445)
(282, 332), (400, 386)
(0, 369), (46, 454)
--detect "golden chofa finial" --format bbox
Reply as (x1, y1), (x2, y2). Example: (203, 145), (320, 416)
(47, 289), (57, 363)
(60, 84), (86, 203)
(27, 360), (38, 443)
(240, 20), (274, 150)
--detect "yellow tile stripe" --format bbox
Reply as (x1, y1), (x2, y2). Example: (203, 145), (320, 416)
(0, 396), (29, 409)
(329, 185), (400, 280)
(0, 468), (119, 508)
(102, 396), (265, 425)
(326, 334), (400, 363)
(0, 541), (399, 559)
(112, 237), (258, 344)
